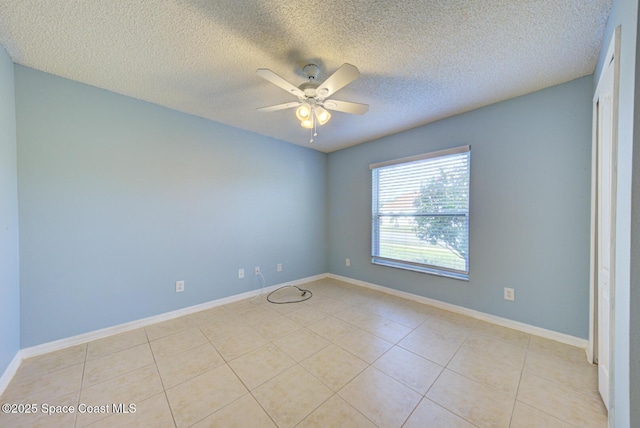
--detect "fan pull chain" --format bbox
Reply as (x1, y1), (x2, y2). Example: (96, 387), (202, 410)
(309, 117), (318, 143)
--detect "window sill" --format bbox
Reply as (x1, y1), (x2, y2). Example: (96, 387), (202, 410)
(372, 258), (469, 281)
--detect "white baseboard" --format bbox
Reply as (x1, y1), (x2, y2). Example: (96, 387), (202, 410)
(3, 271), (587, 396)
(20, 273), (326, 360)
(327, 273), (589, 349)
(0, 351), (22, 397)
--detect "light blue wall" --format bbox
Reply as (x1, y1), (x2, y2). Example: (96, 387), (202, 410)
(15, 66), (328, 347)
(0, 48), (20, 375)
(595, 0), (638, 426)
(328, 76), (593, 338)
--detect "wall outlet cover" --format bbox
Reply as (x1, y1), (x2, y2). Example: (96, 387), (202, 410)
(504, 287), (515, 301)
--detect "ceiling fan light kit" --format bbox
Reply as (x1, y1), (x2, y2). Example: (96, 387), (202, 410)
(256, 63), (369, 143)
(315, 106), (331, 125)
(295, 104), (311, 121)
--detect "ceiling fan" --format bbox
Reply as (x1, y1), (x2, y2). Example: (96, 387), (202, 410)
(256, 63), (369, 142)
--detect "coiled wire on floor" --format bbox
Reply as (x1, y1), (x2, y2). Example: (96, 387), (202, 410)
(254, 272), (313, 304)
(267, 285), (313, 304)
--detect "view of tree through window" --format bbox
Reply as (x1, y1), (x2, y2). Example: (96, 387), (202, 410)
(371, 146), (470, 279)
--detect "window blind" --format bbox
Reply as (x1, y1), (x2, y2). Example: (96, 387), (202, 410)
(371, 146), (470, 279)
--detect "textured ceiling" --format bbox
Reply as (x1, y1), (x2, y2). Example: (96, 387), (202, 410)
(0, 0), (611, 152)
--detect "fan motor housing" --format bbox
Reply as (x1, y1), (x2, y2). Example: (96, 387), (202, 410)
(299, 81), (318, 98)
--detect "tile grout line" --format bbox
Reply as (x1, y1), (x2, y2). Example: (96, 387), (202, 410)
(72, 344), (89, 428)
(144, 324), (178, 428)
(293, 346), (375, 428)
(506, 332), (532, 427)
(196, 303), (311, 427)
(241, 293), (373, 426)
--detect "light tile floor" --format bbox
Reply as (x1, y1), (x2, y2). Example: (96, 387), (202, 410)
(0, 278), (608, 427)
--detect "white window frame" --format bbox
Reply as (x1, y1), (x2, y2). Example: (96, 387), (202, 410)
(370, 145), (470, 280)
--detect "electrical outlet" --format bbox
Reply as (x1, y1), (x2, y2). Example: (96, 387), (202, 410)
(254, 266), (260, 275)
(277, 263), (282, 272)
(238, 269), (244, 279)
(345, 258), (351, 267)
(175, 280), (185, 293)
(504, 287), (515, 301)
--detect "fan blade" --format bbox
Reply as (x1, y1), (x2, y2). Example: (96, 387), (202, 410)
(256, 69), (304, 98)
(322, 99), (369, 115)
(316, 63), (360, 99)
(256, 101), (301, 112)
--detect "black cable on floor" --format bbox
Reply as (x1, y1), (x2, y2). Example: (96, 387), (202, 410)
(267, 285), (313, 304)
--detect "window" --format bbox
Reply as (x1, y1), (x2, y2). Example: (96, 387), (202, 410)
(371, 145), (470, 280)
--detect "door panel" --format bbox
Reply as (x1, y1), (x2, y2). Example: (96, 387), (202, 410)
(596, 53), (615, 410)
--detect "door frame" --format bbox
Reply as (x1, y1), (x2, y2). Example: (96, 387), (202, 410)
(589, 25), (620, 411)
